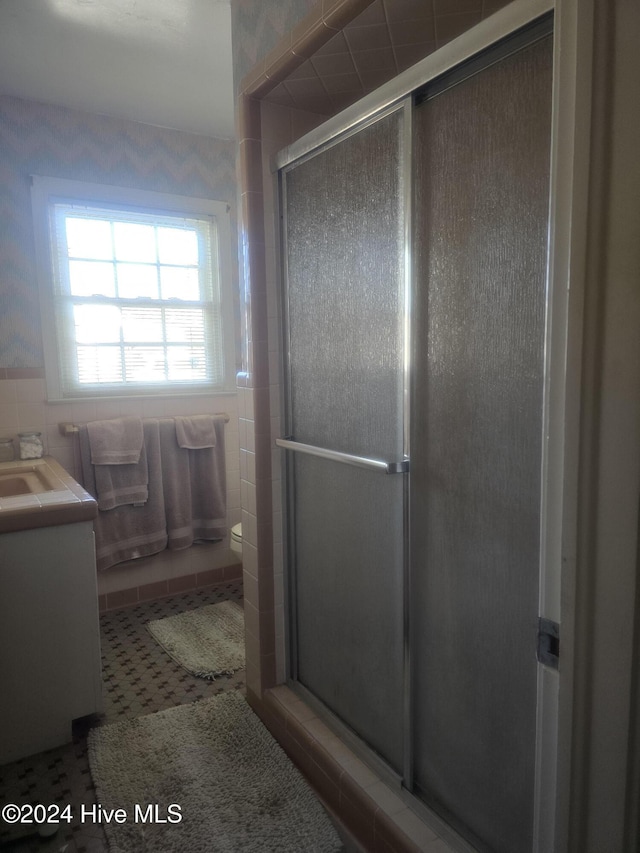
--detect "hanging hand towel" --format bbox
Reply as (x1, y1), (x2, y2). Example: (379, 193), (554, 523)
(79, 420), (167, 570)
(92, 444), (149, 511)
(87, 417), (144, 464)
(86, 417), (148, 510)
(174, 414), (220, 449)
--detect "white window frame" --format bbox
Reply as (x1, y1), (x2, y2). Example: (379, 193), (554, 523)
(31, 176), (236, 400)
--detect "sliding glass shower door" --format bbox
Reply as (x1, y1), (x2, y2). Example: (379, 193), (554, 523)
(411, 33), (553, 853)
(279, 107), (409, 773)
(279, 14), (554, 853)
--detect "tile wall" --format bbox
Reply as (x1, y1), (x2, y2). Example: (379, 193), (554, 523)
(0, 372), (241, 603)
(262, 0), (512, 116)
(235, 92), (326, 699)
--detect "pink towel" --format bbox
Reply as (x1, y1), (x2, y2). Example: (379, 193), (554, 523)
(85, 417), (147, 509)
(79, 420), (167, 570)
(159, 417), (227, 550)
(86, 417), (143, 464)
(79, 415), (227, 570)
(174, 415), (219, 449)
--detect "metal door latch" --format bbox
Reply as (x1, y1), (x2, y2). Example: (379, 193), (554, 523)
(537, 618), (559, 669)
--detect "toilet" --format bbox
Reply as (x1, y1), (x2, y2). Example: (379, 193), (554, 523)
(230, 523), (242, 561)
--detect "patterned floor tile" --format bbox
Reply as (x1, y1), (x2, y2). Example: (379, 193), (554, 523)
(0, 581), (244, 852)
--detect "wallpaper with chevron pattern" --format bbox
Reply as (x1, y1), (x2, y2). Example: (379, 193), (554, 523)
(231, 0), (318, 92)
(0, 94), (238, 369)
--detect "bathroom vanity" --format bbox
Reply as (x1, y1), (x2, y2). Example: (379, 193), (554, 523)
(0, 457), (102, 765)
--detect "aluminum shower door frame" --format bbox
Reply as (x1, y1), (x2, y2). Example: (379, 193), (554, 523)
(274, 0), (573, 849)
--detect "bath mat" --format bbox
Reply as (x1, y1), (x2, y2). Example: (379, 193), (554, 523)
(88, 691), (342, 853)
(146, 600), (244, 679)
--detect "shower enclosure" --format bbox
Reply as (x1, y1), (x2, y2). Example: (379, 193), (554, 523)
(277, 8), (557, 853)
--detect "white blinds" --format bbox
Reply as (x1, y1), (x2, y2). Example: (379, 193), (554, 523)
(48, 202), (224, 396)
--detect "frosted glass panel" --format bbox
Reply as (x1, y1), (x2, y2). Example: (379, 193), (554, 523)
(411, 36), (552, 853)
(293, 455), (404, 768)
(282, 109), (406, 771)
(283, 110), (405, 459)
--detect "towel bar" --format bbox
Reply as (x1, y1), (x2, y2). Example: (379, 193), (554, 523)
(59, 422), (80, 436)
(59, 413), (230, 437)
(275, 438), (409, 474)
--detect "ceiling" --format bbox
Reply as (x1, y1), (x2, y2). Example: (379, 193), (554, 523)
(0, 0), (511, 141)
(0, 0), (235, 139)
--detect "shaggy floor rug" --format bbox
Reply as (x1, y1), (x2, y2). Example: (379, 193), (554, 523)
(88, 691), (343, 853)
(146, 601), (245, 679)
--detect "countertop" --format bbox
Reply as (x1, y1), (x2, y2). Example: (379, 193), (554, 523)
(0, 456), (97, 534)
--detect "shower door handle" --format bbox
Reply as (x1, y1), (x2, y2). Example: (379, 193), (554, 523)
(276, 438), (409, 474)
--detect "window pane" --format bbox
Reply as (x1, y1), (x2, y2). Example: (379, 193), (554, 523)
(121, 307), (163, 343)
(77, 346), (123, 383)
(116, 263), (159, 299)
(167, 346), (207, 380)
(160, 266), (200, 301)
(65, 217), (113, 260)
(165, 308), (204, 343)
(41, 186), (229, 397)
(157, 226), (198, 266)
(124, 346), (166, 382)
(74, 305), (120, 343)
(113, 222), (156, 262)
(69, 260), (116, 297)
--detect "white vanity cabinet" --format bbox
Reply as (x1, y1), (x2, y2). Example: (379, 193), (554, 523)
(0, 458), (102, 765)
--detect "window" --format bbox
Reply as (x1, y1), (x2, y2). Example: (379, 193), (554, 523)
(31, 177), (235, 399)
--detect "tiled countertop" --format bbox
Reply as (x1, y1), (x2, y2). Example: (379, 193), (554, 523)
(0, 455), (97, 534)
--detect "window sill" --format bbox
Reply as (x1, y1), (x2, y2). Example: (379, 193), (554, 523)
(44, 388), (238, 404)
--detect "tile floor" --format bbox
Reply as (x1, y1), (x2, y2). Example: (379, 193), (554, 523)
(0, 581), (245, 852)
